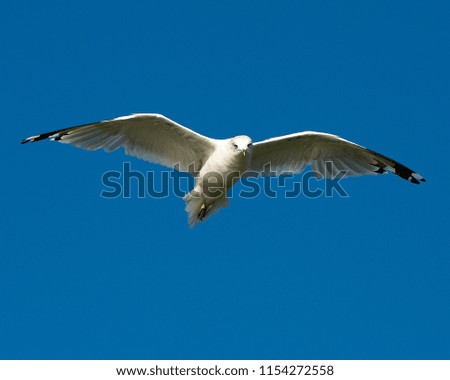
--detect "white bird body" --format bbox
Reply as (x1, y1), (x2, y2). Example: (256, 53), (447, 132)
(22, 114), (425, 227)
(184, 136), (253, 225)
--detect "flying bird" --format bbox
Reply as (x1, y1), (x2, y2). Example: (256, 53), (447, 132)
(22, 114), (425, 227)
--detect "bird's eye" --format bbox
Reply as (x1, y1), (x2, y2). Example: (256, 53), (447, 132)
(233, 143), (238, 148)
(248, 143), (253, 147)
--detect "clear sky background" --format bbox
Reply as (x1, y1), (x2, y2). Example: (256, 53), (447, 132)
(1, 0), (449, 359)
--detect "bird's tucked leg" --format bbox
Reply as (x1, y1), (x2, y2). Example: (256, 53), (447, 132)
(184, 191), (229, 228)
(197, 203), (213, 221)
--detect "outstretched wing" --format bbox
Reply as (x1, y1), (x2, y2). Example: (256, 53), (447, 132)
(22, 114), (216, 175)
(247, 131), (425, 184)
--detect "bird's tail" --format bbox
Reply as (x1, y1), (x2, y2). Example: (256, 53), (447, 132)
(183, 190), (229, 228)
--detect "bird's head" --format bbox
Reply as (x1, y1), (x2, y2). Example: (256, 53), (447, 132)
(230, 135), (253, 157)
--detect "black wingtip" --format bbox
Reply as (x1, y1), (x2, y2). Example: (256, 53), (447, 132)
(21, 135), (44, 144)
(21, 136), (36, 144)
(20, 126), (72, 145)
(373, 166), (386, 174)
(366, 149), (426, 186)
(409, 174), (426, 185)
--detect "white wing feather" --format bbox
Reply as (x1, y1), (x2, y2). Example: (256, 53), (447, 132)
(22, 114), (216, 175)
(247, 131), (425, 184)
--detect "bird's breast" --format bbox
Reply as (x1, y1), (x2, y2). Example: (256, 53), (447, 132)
(198, 150), (251, 193)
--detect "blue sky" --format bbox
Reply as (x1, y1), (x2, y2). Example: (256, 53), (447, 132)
(1, 0), (449, 359)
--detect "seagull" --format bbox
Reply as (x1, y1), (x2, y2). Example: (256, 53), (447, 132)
(22, 113), (425, 227)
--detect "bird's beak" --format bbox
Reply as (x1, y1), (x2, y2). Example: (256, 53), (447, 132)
(242, 149), (247, 157)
